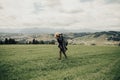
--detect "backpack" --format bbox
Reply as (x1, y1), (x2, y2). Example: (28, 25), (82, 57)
(64, 38), (68, 46)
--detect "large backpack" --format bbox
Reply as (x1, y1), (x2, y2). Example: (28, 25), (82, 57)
(64, 38), (68, 46)
(59, 34), (68, 46)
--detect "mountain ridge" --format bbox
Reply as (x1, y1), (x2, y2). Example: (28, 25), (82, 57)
(0, 31), (120, 45)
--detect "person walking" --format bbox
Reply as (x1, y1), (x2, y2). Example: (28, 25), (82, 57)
(54, 32), (68, 60)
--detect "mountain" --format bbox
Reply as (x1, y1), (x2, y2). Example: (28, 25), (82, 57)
(0, 31), (120, 45)
(66, 31), (120, 45)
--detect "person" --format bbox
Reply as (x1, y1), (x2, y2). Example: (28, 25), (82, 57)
(54, 32), (68, 60)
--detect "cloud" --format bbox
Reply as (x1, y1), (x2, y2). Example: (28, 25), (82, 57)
(106, 0), (120, 4)
(0, 0), (120, 32)
(33, 2), (43, 14)
(80, 0), (94, 2)
(0, 6), (3, 9)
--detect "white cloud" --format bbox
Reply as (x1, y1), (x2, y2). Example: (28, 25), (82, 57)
(0, 0), (120, 31)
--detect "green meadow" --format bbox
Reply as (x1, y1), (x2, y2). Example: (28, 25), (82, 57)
(0, 45), (120, 80)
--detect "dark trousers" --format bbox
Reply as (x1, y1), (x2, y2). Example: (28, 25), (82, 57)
(58, 45), (67, 60)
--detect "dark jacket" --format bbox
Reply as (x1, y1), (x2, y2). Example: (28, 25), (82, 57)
(57, 35), (67, 52)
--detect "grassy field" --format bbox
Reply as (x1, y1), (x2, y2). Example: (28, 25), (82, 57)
(0, 45), (120, 80)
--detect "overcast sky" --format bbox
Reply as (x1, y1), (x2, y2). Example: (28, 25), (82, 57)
(0, 0), (120, 32)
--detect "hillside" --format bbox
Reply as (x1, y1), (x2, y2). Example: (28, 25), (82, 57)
(0, 31), (120, 45)
(66, 31), (120, 45)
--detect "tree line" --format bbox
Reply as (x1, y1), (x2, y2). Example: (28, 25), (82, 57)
(107, 36), (120, 41)
(0, 38), (56, 44)
(29, 39), (55, 44)
(0, 38), (17, 44)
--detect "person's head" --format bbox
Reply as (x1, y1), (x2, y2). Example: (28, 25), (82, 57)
(54, 32), (61, 39)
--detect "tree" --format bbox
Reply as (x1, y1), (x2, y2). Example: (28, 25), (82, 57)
(9, 38), (16, 44)
(0, 40), (3, 44)
(32, 39), (36, 44)
(32, 39), (39, 44)
(5, 38), (9, 44)
(49, 40), (55, 44)
(29, 41), (32, 44)
(40, 40), (44, 44)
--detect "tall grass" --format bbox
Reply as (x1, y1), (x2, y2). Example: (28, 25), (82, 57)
(0, 45), (120, 80)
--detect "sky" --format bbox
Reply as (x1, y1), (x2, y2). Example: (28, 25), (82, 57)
(0, 0), (120, 32)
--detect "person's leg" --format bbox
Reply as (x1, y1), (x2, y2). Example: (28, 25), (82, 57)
(58, 50), (62, 60)
(65, 46), (68, 50)
(62, 51), (67, 59)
